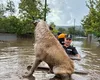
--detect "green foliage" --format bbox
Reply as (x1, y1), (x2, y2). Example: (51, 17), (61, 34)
(0, 0), (51, 37)
(81, 0), (100, 37)
(0, 16), (34, 36)
(67, 27), (75, 34)
(17, 19), (34, 35)
(67, 26), (85, 36)
(0, 16), (19, 33)
(57, 27), (85, 36)
(49, 22), (58, 35)
(6, 0), (15, 16)
(19, 0), (50, 20)
(0, 3), (5, 18)
(58, 27), (67, 33)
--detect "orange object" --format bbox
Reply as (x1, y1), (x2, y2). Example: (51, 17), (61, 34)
(58, 33), (66, 39)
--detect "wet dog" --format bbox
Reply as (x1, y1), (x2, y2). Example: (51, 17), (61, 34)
(23, 20), (74, 78)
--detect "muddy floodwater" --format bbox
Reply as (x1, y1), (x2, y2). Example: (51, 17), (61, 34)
(0, 34), (100, 80)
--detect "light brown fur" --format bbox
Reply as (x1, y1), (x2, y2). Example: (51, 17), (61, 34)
(24, 20), (74, 77)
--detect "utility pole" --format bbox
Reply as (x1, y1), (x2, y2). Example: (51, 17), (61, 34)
(44, 0), (47, 21)
(74, 19), (75, 35)
(74, 19), (75, 30)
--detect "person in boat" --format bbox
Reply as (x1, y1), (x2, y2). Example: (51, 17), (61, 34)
(63, 34), (81, 59)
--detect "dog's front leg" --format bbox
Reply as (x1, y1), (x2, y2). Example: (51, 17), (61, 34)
(23, 58), (41, 77)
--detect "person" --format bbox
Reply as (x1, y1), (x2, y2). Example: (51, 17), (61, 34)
(63, 34), (81, 59)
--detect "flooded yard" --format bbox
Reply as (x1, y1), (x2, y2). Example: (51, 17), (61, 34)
(0, 34), (100, 80)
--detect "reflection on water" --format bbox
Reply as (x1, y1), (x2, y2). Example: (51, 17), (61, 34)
(75, 37), (100, 80)
(0, 33), (17, 41)
(0, 35), (100, 80)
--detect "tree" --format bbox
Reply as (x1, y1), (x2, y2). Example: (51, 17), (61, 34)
(81, 0), (95, 35)
(58, 27), (67, 33)
(81, 0), (100, 37)
(19, 0), (50, 20)
(49, 22), (58, 35)
(67, 27), (75, 35)
(0, 3), (5, 18)
(6, 0), (15, 16)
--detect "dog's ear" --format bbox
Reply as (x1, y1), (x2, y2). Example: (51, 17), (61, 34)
(33, 20), (40, 27)
(33, 22), (38, 26)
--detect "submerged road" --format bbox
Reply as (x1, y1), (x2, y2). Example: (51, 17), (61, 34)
(0, 34), (100, 80)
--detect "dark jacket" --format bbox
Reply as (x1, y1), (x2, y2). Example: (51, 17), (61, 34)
(63, 45), (78, 56)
